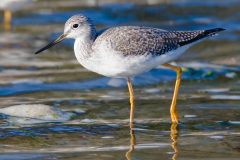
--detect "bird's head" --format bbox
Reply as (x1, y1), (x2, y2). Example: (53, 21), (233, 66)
(35, 14), (96, 54)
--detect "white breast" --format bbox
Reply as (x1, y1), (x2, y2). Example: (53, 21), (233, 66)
(74, 38), (193, 78)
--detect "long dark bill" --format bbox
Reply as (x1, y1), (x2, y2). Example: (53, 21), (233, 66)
(35, 33), (67, 54)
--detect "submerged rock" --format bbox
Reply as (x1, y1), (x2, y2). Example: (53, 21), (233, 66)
(0, 104), (75, 124)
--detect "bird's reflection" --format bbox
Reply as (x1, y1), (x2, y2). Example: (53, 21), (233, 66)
(170, 123), (179, 160)
(125, 123), (179, 160)
(125, 123), (136, 160)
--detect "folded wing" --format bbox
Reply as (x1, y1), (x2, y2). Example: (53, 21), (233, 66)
(93, 26), (224, 57)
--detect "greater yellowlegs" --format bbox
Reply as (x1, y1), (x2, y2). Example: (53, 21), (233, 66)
(35, 14), (225, 124)
(0, 0), (34, 30)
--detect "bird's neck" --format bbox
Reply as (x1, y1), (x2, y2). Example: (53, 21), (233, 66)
(73, 23), (97, 60)
(74, 36), (94, 61)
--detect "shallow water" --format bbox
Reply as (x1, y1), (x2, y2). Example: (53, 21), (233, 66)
(0, 0), (239, 159)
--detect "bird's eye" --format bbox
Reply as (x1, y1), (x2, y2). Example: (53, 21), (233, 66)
(72, 24), (79, 28)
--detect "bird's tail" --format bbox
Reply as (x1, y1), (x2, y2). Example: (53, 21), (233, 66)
(178, 28), (225, 46)
(204, 28), (226, 37)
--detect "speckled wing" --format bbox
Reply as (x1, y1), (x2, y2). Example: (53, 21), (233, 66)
(93, 26), (224, 56)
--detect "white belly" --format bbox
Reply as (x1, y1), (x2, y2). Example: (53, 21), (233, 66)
(74, 39), (192, 78)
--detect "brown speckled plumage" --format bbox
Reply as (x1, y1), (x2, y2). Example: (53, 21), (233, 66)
(93, 26), (224, 56)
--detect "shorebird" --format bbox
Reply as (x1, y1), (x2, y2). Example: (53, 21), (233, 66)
(35, 14), (225, 124)
(0, 0), (34, 30)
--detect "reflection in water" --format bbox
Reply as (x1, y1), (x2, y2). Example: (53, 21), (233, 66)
(125, 125), (136, 160)
(170, 123), (179, 160)
(125, 123), (179, 160)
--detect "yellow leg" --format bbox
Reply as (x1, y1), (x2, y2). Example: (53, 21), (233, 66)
(170, 123), (179, 160)
(4, 9), (12, 31)
(163, 64), (182, 123)
(127, 77), (135, 126)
